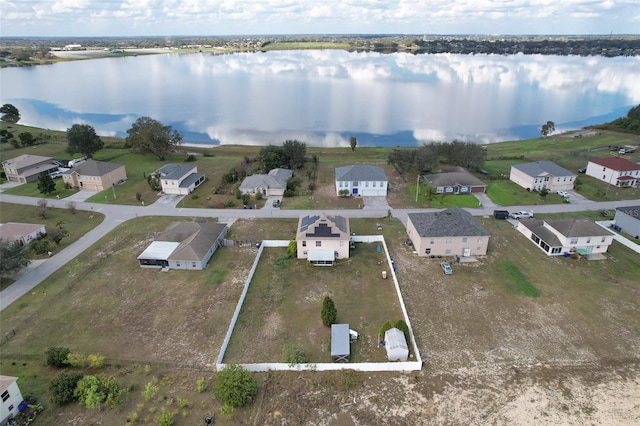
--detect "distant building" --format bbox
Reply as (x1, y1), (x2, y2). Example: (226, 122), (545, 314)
(585, 157), (640, 188)
(510, 161), (576, 192)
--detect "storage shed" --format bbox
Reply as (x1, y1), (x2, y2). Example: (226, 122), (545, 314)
(384, 328), (409, 361)
(331, 324), (350, 362)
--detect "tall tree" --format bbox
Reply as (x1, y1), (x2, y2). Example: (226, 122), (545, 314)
(37, 172), (56, 195)
(0, 239), (31, 276)
(540, 120), (555, 138)
(66, 124), (104, 157)
(125, 117), (182, 161)
(321, 296), (338, 327)
(281, 139), (307, 170)
(18, 132), (36, 147)
(0, 103), (20, 123)
(349, 136), (357, 151)
(258, 145), (285, 172)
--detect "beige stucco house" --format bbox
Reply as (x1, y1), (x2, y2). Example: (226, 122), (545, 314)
(0, 222), (47, 246)
(510, 161), (576, 192)
(406, 207), (490, 257)
(296, 213), (350, 266)
(62, 159), (127, 190)
(1, 154), (58, 183)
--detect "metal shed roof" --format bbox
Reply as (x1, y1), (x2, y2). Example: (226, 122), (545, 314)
(331, 324), (350, 356)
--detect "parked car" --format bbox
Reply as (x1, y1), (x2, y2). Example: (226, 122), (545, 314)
(578, 167), (586, 173)
(493, 210), (510, 219)
(48, 171), (62, 179)
(557, 191), (570, 198)
(510, 211), (534, 219)
(272, 199), (281, 207)
(440, 262), (453, 275)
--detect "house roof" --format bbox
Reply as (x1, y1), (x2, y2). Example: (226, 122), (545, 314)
(179, 172), (205, 188)
(335, 164), (388, 182)
(331, 324), (350, 356)
(519, 217), (612, 242)
(0, 375), (18, 393)
(137, 241), (181, 260)
(512, 160), (576, 178)
(297, 213), (350, 239)
(424, 169), (486, 187)
(517, 219), (563, 246)
(616, 205), (640, 221)
(0, 222), (45, 242)
(408, 207), (490, 238)
(589, 157), (640, 172)
(64, 159), (123, 177)
(160, 221), (227, 261)
(384, 328), (408, 351)
(1, 154), (52, 169)
(308, 250), (335, 261)
(239, 168), (292, 191)
(157, 164), (196, 180)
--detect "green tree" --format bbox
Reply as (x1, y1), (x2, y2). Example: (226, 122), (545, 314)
(258, 145), (285, 171)
(393, 319), (411, 345)
(66, 124), (104, 157)
(30, 238), (50, 255)
(0, 239), (31, 276)
(45, 346), (70, 368)
(50, 372), (84, 405)
(37, 172), (56, 195)
(0, 103), (20, 123)
(281, 139), (307, 170)
(539, 187), (549, 199)
(379, 321), (392, 340)
(213, 364), (258, 408)
(281, 343), (307, 366)
(18, 132), (36, 146)
(320, 296), (338, 327)
(349, 136), (357, 151)
(287, 238), (297, 258)
(540, 120), (555, 138)
(126, 116), (182, 161)
(74, 374), (124, 409)
(48, 227), (69, 246)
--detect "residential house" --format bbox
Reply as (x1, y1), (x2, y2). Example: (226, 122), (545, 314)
(0, 222), (47, 246)
(516, 217), (614, 257)
(614, 206), (640, 238)
(510, 161), (576, 192)
(138, 221), (228, 270)
(296, 213), (350, 266)
(1, 154), (58, 183)
(239, 168), (292, 197)
(335, 164), (388, 196)
(406, 207), (490, 257)
(1, 375), (24, 425)
(157, 164), (205, 195)
(585, 157), (640, 188)
(423, 167), (486, 194)
(62, 159), (127, 190)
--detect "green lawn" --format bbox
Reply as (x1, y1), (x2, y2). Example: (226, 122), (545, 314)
(486, 181), (568, 206)
(496, 259), (541, 297)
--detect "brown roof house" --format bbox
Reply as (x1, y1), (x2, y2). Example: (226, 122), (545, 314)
(406, 207), (490, 257)
(0, 222), (47, 246)
(137, 221), (228, 270)
(62, 159), (127, 191)
(296, 213), (350, 266)
(516, 216), (614, 257)
(423, 167), (486, 194)
(1, 154), (58, 183)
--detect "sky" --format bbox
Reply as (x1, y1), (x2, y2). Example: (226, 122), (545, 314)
(0, 0), (639, 37)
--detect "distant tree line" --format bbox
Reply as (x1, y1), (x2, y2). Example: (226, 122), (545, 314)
(387, 140), (487, 174)
(594, 104), (640, 135)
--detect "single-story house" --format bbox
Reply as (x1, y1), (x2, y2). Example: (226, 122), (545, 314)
(62, 159), (127, 191)
(406, 207), (490, 257)
(1, 154), (58, 183)
(516, 216), (614, 257)
(331, 324), (350, 363)
(0, 222), (47, 246)
(613, 206), (640, 238)
(384, 328), (409, 362)
(510, 161), (576, 192)
(239, 168), (292, 197)
(1, 375), (24, 425)
(137, 221), (228, 270)
(157, 164), (205, 195)
(423, 167), (486, 194)
(585, 157), (640, 188)
(296, 213), (350, 266)
(335, 164), (388, 196)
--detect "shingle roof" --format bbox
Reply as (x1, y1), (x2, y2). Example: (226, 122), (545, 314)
(512, 161), (576, 178)
(408, 207), (490, 238)
(297, 212), (350, 239)
(64, 159), (123, 176)
(616, 205), (640, 221)
(2, 154), (53, 169)
(0, 223), (45, 242)
(335, 164), (388, 182)
(239, 168), (292, 191)
(159, 221), (227, 261)
(589, 157), (640, 172)
(157, 164), (196, 180)
(424, 170), (486, 187)
(179, 173), (205, 188)
(520, 217), (613, 240)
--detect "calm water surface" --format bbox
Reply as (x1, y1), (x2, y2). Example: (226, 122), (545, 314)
(1, 50), (639, 147)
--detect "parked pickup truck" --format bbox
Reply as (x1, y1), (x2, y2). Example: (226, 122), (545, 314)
(510, 211), (534, 219)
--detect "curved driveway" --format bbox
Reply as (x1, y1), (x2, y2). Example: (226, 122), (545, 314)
(1, 192), (639, 311)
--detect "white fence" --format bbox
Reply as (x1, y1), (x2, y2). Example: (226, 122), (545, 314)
(216, 237), (423, 372)
(596, 220), (640, 254)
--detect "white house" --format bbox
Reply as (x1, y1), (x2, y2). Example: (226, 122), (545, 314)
(510, 161), (576, 192)
(157, 164), (205, 195)
(384, 328), (409, 361)
(335, 164), (388, 196)
(516, 217), (614, 257)
(239, 168), (292, 197)
(585, 157), (640, 188)
(296, 213), (350, 266)
(614, 206), (640, 238)
(1, 375), (24, 424)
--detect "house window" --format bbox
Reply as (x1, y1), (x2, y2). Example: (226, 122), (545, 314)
(476, 246), (482, 251)
(601, 237), (606, 243)
(446, 238), (452, 244)
(586, 237), (591, 244)
(570, 238), (578, 244)
(603, 175), (606, 180)
(176, 262), (181, 267)
(1, 390), (9, 402)
(445, 249), (451, 255)
(425, 248), (431, 254)
(551, 247), (562, 254)
(372, 181), (376, 187)
(316, 241), (321, 247)
(602, 167), (606, 171)
(365, 181), (369, 187)
(352, 181), (358, 186)
(477, 237), (483, 243)
(302, 241), (306, 247)
(462, 237), (468, 243)
(192, 262), (196, 268)
(429, 238), (435, 244)
(8, 404), (13, 412)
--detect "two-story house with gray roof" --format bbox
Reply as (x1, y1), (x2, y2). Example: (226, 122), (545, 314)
(157, 164), (205, 195)
(239, 168), (293, 197)
(296, 213), (350, 266)
(335, 164), (388, 196)
(406, 207), (490, 257)
(1, 154), (58, 183)
(510, 161), (576, 192)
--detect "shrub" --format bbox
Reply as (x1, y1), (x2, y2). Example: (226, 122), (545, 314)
(74, 374), (124, 409)
(393, 320), (411, 345)
(224, 199), (235, 208)
(283, 189), (295, 197)
(213, 364), (258, 408)
(50, 372), (84, 405)
(379, 321), (392, 340)
(241, 193), (251, 205)
(185, 154), (197, 162)
(135, 192), (142, 201)
(45, 346), (70, 368)
(255, 192), (263, 200)
(281, 343), (307, 366)
(30, 239), (51, 255)
(196, 378), (207, 393)
(320, 296), (337, 327)
(66, 201), (77, 214)
(142, 381), (159, 401)
(287, 238), (297, 258)
(191, 193), (199, 200)
(87, 354), (105, 368)
(66, 352), (88, 368)
(156, 407), (177, 426)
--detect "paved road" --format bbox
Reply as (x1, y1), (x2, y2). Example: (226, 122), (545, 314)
(1, 191), (639, 311)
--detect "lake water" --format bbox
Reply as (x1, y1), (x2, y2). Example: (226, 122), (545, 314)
(2, 50), (639, 147)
